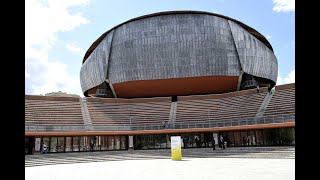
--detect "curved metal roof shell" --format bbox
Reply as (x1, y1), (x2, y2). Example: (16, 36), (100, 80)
(80, 11), (278, 96)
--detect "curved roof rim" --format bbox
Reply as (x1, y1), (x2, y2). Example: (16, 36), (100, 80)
(82, 10), (273, 63)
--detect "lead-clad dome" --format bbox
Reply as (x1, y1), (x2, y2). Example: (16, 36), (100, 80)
(80, 11), (278, 98)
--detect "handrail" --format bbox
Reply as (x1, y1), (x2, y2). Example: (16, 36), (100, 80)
(25, 114), (295, 132)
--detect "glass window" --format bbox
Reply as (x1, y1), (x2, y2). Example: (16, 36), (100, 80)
(108, 136), (115, 150)
(42, 137), (50, 153)
(248, 130), (256, 146)
(154, 134), (160, 149)
(184, 133), (194, 148)
(65, 137), (72, 152)
(121, 136), (127, 150)
(57, 137), (65, 152)
(226, 131), (234, 147)
(147, 135), (154, 149)
(115, 136), (121, 150)
(263, 129), (274, 145)
(141, 136), (148, 150)
(96, 136), (101, 151)
(101, 136), (108, 150)
(50, 137), (57, 152)
(193, 133), (200, 148)
(92, 136), (98, 151)
(240, 131), (248, 146)
(166, 134), (171, 148)
(79, 136), (89, 151)
(255, 130), (264, 146)
(134, 135), (142, 150)
(73, 137), (79, 151)
(286, 128), (295, 145)
(159, 134), (167, 149)
(233, 131), (241, 146)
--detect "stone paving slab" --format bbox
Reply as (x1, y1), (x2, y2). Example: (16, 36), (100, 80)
(25, 146), (295, 167)
(25, 158), (295, 180)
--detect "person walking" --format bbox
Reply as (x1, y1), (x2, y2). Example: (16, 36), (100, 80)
(212, 137), (215, 150)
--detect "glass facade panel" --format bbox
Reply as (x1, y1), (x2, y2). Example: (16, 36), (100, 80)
(286, 128), (295, 145)
(194, 133), (200, 148)
(101, 136), (108, 150)
(248, 130), (256, 146)
(203, 133), (211, 148)
(121, 136), (127, 150)
(92, 136), (98, 151)
(65, 137), (72, 152)
(115, 136), (121, 150)
(153, 134), (160, 149)
(28, 128), (295, 153)
(79, 136), (89, 151)
(185, 133), (194, 148)
(234, 131), (241, 146)
(42, 137), (50, 153)
(49, 137), (57, 152)
(255, 130), (264, 146)
(147, 135), (154, 149)
(73, 137), (79, 151)
(264, 129), (275, 145)
(226, 131), (234, 147)
(134, 135), (141, 150)
(57, 137), (65, 152)
(240, 131), (248, 146)
(108, 136), (115, 150)
(159, 134), (167, 149)
(166, 134), (171, 148)
(141, 135), (148, 149)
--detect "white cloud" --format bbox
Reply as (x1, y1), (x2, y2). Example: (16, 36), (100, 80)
(29, 61), (83, 96)
(66, 42), (85, 55)
(272, 0), (295, 12)
(25, 0), (90, 96)
(277, 69), (295, 85)
(266, 34), (272, 39)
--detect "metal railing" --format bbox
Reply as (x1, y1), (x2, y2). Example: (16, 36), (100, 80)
(25, 114), (295, 132)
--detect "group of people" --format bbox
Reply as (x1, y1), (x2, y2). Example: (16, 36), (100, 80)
(212, 135), (226, 150)
(182, 135), (226, 150)
(193, 137), (210, 148)
(162, 120), (174, 129)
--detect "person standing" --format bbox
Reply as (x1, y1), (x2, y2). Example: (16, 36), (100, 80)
(212, 137), (215, 150)
(220, 135), (225, 149)
(90, 140), (94, 152)
(195, 136), (199, 148)
(42, 143), (47, 154)
(183, 138), (187, 148)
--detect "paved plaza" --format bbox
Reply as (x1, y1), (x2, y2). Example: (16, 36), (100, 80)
(25, 146), (295, 180)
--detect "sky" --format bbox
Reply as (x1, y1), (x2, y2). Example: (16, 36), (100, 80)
(25, 0), (295, 97)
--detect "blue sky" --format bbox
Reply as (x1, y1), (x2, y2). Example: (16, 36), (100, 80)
(25, 0), (295, 96)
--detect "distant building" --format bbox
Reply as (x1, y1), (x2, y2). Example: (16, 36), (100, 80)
(45, 91), (80, 97)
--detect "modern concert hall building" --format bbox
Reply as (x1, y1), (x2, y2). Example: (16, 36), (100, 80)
(25, 11), (294, 154)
